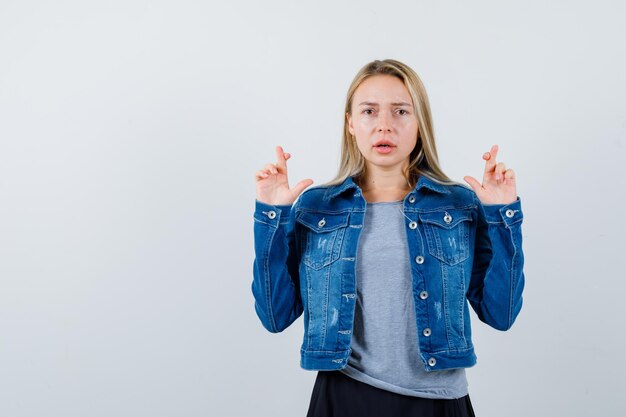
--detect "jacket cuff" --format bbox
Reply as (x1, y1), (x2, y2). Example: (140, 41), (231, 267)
(482, 197), (523, 226)
(254, 199), (293, 227)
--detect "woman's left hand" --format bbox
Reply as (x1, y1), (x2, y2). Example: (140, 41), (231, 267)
(463, 144), (518, 205)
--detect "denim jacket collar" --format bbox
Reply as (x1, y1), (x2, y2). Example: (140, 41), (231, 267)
(323, 174), (450, 202)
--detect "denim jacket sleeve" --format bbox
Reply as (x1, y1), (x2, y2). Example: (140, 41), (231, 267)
(251, 198), (304, 333)
(467, 193), (525, 331)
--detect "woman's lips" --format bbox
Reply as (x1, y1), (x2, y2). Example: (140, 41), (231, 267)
(373, 145), (395, 154)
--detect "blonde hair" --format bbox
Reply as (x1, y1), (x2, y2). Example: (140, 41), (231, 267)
(323, 59), (455, 188)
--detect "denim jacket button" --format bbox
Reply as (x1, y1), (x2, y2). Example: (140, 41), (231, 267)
(408, 196), (416, 203)
(423, 328), (431, 337)
(409, 221), (417, 229)
(267, 210), (276, 219)
(428, 358), (437, 367)
(505, 209), (515, 218)
(415, 256), (425, 264)
(419, 291), (429, 300)
(443, 212), (452, 224)
(318, 218), (326, 227)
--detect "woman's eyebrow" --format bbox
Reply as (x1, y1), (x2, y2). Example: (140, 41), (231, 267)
(357, 101), (412, 107)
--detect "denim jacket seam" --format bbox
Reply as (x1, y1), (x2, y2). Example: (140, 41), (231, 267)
(413, 203), (475, 214)
(301, 349), (351, 354)
(253, 215), (275, 227)
(507, 219), (520, 327)
(505, 217), (524, 226)
(262, 221), (279, 332)
(423, 346), (474, 355)
(299, 207), (352, 215)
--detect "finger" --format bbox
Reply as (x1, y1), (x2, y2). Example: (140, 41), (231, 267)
(503, 168), (516, 184)
(504, 168), (515, 180)
(284, 152), (291, 160)
(489, 144), (499, 159)
(292, 179), (314, 196)
(463, 176), (483, 193)
(483, 144), (499, 175)
(264, 163), (278, 175)
(255, 170), (269, 180)
(275, 145), (288, 172)
(495, 162), (506, 181)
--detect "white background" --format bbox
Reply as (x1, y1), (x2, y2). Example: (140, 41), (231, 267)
(1, 1), (625, 416)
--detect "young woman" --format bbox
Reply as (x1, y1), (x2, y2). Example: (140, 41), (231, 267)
(252, 59), (525, 417)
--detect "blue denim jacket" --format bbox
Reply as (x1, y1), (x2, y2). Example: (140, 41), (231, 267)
(252, 175), (524, 372)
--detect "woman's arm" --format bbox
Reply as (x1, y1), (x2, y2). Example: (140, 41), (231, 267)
(252, 199), (304, 333)
(251, 146), (313, 333)
(463, 144), (525, 330)
(467, 196), (525, 330)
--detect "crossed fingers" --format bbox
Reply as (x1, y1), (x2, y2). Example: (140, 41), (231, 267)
(255, 146), (291, 180)
(483, 144), (515, 185)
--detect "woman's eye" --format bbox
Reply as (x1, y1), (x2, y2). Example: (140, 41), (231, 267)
(363, 108), (374, 115)
(397, 109), (408, 115)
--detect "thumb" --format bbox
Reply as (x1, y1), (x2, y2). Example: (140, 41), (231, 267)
(292, 179), (314, 198)
(463, 176), (482, 193)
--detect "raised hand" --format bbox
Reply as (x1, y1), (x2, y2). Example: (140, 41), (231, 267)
(255, 145), (314, 206)
(463, 144), (517, 205)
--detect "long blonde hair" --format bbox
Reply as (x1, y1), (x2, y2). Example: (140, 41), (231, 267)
(323, 59), (455, 188)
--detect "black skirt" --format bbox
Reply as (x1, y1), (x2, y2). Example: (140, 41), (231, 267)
(306, 370), (476, 417)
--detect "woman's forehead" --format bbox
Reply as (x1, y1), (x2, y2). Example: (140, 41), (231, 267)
(354, 75), (412, 104)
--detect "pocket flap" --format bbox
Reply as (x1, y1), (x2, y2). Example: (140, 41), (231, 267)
(419, 209), (472, 229)
(297, 211), (350, 233)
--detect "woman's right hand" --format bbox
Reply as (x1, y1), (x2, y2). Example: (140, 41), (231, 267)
(255, 145), (314, 206)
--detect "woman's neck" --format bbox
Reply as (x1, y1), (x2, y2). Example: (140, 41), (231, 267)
(359, 173), (412, 203)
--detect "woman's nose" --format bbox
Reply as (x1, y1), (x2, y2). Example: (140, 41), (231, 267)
(377, 113), (392, 132)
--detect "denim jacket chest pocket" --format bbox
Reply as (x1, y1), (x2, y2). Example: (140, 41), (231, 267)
(296, 211), (350, 270)
(419, 208), (473, 266)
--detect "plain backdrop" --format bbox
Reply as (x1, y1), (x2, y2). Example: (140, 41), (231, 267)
(1, 1), (625, 416)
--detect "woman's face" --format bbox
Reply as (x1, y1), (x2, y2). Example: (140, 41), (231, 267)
(347, 75), (419, 174)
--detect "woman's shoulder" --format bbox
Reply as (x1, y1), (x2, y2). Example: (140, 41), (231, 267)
(417, 174), (471, 193)
(295, 178), (357, 210)
(422, 178), (478, 208)
(444, 181), (476, 198)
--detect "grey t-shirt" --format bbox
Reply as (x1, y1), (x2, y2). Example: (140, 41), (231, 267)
(339, 200), (468, 399)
